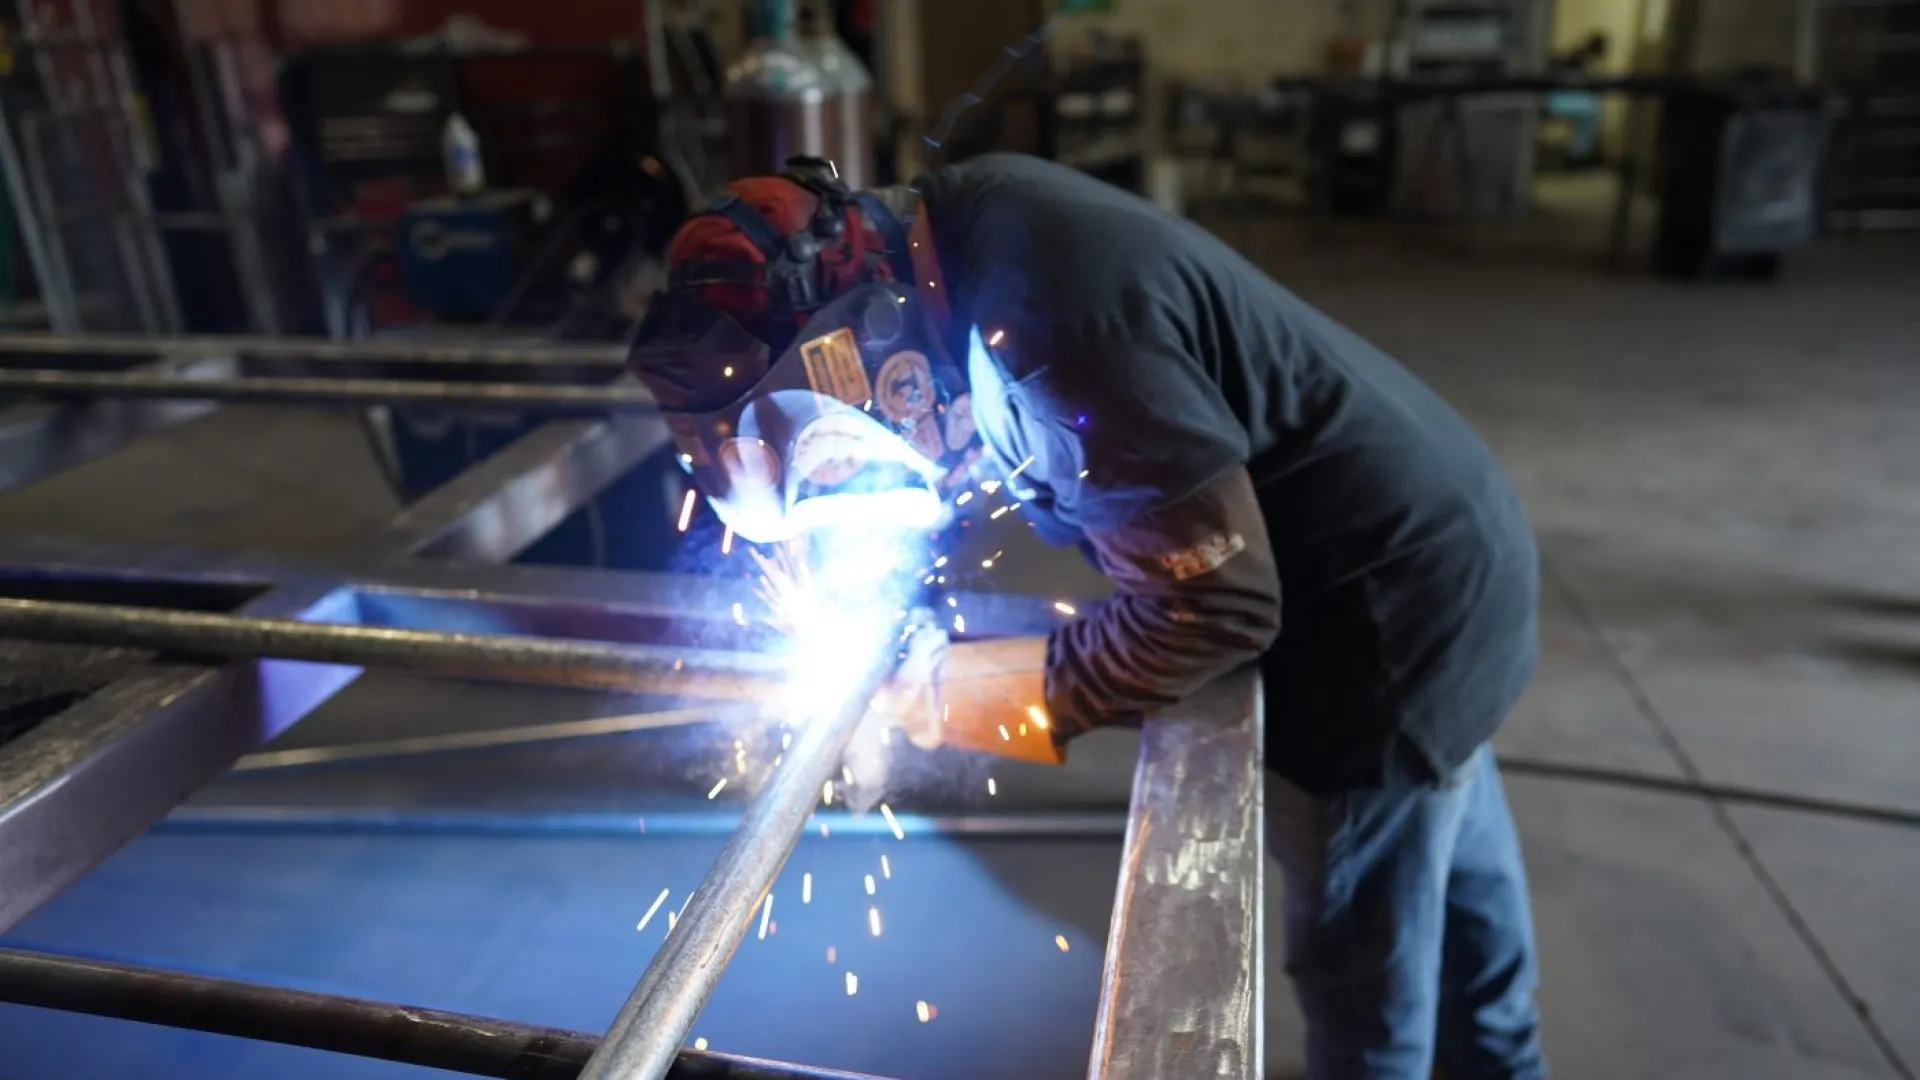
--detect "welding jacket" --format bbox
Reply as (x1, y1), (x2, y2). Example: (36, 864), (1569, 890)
(919, 154), (1539, 794)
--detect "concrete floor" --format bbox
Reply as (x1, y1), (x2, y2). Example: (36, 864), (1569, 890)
(1, 231), (1917, 1078)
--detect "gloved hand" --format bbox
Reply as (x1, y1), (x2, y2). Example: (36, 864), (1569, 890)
(866, 620), (1062, 766)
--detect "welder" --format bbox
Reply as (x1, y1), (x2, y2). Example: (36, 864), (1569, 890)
(630, 153), (1546, 1080)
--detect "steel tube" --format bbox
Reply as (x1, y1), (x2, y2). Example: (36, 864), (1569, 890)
(0, 369), (656, 413)
(0, 597), (787, 701)
(0, 331), (629, 367)
(580, 640), (901, 1080)
(0, 949), (890, 1080)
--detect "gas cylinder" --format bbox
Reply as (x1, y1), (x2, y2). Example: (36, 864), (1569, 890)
(796, 2), (876, 189)
(724, 0), (829, 180)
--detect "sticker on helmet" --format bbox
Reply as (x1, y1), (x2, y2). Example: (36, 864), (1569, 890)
(875, 350), (936, 424)
(718, 437), (780, 497)
(790, 413), (872, 488)
(799, 326), (873, 407)
(943, 392), (977, 451)
(906, 416), (946, 463)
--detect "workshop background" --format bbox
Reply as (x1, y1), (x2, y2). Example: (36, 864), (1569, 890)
(0, 0), (1916, 1078)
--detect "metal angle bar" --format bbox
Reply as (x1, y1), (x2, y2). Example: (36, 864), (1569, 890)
(1087, 669), (1264, 1080)
(0, 597), (790, 700)
(580, 641), (901, 1080)
(0, 415), (665, 932)
(0, 949), (894, 1080)
(0, 369), (657, 413)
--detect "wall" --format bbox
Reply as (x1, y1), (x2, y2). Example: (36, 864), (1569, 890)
(1551, 0), (1645, 161)
(1059, 0), (1395, 88)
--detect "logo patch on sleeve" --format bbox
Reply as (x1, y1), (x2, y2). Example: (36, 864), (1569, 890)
(1158, 532), (1248, 581)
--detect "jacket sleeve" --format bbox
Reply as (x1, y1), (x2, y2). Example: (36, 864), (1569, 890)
(1044, 463), (1281, 737)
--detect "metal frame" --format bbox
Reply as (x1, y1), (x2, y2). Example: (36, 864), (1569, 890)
(0, 332), (1263, 1080)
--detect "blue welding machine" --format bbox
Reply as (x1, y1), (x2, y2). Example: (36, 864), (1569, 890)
(396, 190), (547, 321)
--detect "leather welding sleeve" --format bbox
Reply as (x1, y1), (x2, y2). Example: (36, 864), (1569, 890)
(1044, 464), (1281, 740)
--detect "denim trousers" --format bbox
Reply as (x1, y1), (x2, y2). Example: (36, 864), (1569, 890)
(1266, 743), (1547, 1080)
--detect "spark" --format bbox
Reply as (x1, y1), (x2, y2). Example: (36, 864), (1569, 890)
(937, 575), (947, 584)
(679, 453), (693, 467)
(924, 574), (936, 584)
(865, 874), (877, 896)
(880, 855), (891, 879)
(1079, 469), (1090, 478)
(732, 602), (746, 625)
(998, 725), (1010, 741)
(842, 766), (854, 784)
(758, 893), (774, 940)
(946, 595), (958, 607)
(803, 873), (813, 904)
(869, 907), (883, 937)
(879, 727), (892, 745)
(956, 491), (974, 506)
(668, 909), (678, 931)
(990, 506), (1012, 520)
(917, 1000), (933, 1023)
(981, 480), (1002, 494)
(823, 781), (834, 806)
(1006, 455), (1035, 481)
(707, 778), (728, 799)
(721, 526), (735, 555)
(954, 614), (966, 633)
(880, 803), (905, 840)
(827, 946), (837, 964)
(934, 556), (949, 568)
(820, 823), (831, 838)
(1026, 704), (1050, 731)
(676, 489), (697, 532)
(1019, 723), (1028, 736)
(846, 971), (859, 995)
(694, 1037), (709, 1051)
(1055, 935), (1071, 952)
(988, 777), (998, 796)
(987, 328), (1006, 347)
(782, 732), (792, 749)
(723, 365), (734, 378)
(1054, 601), (1077, 616)
(636, 888), (671, 932)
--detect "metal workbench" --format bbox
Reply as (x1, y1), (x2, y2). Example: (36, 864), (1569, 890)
(0, 333), (1264, 1080)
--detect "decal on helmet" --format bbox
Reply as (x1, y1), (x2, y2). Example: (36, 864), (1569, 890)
(798, 326), (872, 407)
(790, 412), (873, 487)
(906, 416), (946, 463)
(875, 349), (936, 424)
(718, 436), (781, 498)
(943, 392), (977, 452)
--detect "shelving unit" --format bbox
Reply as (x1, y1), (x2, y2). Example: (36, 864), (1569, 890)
(1815, 0), (1920, 228)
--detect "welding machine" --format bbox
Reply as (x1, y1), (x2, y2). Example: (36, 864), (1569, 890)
(396, 190), (549, 321)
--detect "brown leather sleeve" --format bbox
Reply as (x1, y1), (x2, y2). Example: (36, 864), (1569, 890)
(1044, 465), (1281, 738)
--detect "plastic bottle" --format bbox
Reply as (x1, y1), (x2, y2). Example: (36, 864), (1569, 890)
(442, 112), (486, 196)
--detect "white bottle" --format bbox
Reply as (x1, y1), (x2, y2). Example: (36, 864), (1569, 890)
(442, 112), (485, 196)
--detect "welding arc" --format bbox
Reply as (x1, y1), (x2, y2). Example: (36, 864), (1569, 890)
(0, 597), (787, 702)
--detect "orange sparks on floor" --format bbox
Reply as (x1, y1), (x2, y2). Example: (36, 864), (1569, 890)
(879, 803), (905, 840)
(1026, 704), (1050, 731)
(676, 489), (697, 532)
(707, 778), (728, 800)
(998, 725), (1010, 741)
(1055, 935), (1071, 952)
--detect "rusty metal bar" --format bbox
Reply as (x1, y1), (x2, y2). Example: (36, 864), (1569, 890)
(0, 948), (893, 1080)
(0, 368), (657, 413)
(0, 596), (786, 700)
(1088, 669), (1264, 1080)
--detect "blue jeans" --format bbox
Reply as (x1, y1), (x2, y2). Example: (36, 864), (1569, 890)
(1266, 743), (1547, 1080)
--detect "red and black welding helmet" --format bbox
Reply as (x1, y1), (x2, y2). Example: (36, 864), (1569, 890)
(630, 160), (977, 544)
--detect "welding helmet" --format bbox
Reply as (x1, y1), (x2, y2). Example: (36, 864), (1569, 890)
(629, 160), (978, 544)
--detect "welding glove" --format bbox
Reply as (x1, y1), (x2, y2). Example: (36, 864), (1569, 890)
(867, 624), (1062, 766)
